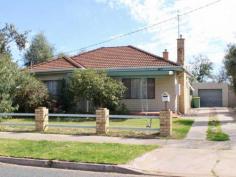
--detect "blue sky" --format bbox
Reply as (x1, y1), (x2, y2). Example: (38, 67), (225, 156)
(0, 0), (151, 65)
(0, 0), (235, 73)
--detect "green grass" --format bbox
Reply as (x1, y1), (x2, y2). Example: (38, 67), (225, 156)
(172, 118), (194, 139)
(207, 117), (229, 141)
(0, 117), (159, 137)
(0, 139), (157, 164)
(0, 117), (193, 139)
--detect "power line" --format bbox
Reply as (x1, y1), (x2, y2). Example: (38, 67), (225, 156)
(45, 0), (223, 59)
(179, 0), (221, 17)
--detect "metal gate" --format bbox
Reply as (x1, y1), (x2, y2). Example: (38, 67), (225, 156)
(198, 89), (223, 107)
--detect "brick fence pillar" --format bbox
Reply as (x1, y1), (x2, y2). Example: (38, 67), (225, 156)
(35, 107), (48, 132)
(96, 108), (109, 134)
(160, 110), (172, 137)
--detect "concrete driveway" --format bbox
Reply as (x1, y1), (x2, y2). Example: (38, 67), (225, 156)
(128, 148), (236, 177)
(127, 107), (236, 177)
(214, 107), (236, 147)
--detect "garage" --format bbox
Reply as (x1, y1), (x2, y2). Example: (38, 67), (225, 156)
(198, 89), (223, 107)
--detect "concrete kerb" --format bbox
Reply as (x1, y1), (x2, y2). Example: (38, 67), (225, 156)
(0, 156), (147, 176)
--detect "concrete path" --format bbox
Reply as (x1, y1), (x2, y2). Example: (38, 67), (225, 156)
(185, 108), (209, 140)
(0, 132), (165, 145)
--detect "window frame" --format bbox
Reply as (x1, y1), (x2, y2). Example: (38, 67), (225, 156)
(43, 80), (62, 97)
(122, 78), (155, 99)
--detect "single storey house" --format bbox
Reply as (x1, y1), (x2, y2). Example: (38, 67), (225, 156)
(29, 35), (191, 114)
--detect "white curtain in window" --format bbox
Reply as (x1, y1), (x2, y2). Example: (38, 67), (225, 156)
(131, 79), (140, 98)
(140, 78), (147, 99)
(131, 79), (148, 99)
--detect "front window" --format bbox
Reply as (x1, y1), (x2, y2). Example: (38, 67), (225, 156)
(122, 78), (155, 99)
(44, 80), (62, 96)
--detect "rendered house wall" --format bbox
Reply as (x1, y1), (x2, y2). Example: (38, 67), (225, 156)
(35, 72), (183, 113)
(121, 75), (178, 112)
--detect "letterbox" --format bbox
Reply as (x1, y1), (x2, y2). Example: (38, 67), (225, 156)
(161, 92), (170, 102)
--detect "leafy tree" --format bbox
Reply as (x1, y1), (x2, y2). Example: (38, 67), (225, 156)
(224, 44), (236, 92)
(0, 54), (20, 112)
(66, 69), (126, 110)
(0, 54), (48, 112)
(190, 55), (213, 83)
(24, 33), (54, 66)
(57, 52), (67, 58)
(214, 67), (228, 83)
(0, 23), (27, 54)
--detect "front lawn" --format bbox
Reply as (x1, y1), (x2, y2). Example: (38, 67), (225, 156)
(0, 117), (193, 139)
(207, 117), (229, 141)
(0, 139), (157, 164)
(0, 117), (159, 128)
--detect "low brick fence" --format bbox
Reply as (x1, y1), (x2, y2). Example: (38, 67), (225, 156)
(35, 107), (172, 137)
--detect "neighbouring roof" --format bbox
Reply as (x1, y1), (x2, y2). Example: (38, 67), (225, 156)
(29, 45), (180, 72)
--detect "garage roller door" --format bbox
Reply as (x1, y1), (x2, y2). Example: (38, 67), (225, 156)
(198, 89), (222, 107)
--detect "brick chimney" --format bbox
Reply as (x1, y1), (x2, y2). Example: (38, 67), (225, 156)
(163, 49), (169, 60)
(177, 34), (185, 65)
(177, 34), (187, 115)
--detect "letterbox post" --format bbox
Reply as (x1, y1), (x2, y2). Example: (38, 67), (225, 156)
(160, 92), (172, 137)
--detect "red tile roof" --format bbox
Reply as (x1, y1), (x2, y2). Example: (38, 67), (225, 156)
(29, 57), (82, 71)
(29, 46), (179, 72)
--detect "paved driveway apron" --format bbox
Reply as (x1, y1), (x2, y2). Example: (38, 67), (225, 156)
(128, 108), (236, 177)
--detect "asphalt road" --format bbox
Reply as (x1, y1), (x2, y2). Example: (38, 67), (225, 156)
(0, 163), (154, 177)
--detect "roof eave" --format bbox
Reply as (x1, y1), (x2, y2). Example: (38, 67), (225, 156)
(30, 65), (188, 76)
(104, 66), (183, 71)
(29, 68), (76, 75)
(106, 66), (183, 77)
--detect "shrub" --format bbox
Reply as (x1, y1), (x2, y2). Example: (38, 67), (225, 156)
(65, 69), (126, 111)
(13, 72), (48, 112)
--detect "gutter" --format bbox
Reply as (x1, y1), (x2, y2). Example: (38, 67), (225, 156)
(105, 66), (183, 72)
(30, 65), (192, 77)
(29, 68), (76, 75)
(31, 66), (183, 73)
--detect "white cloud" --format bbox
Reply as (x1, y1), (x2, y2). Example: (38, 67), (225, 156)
(98, 0), (236, 71)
